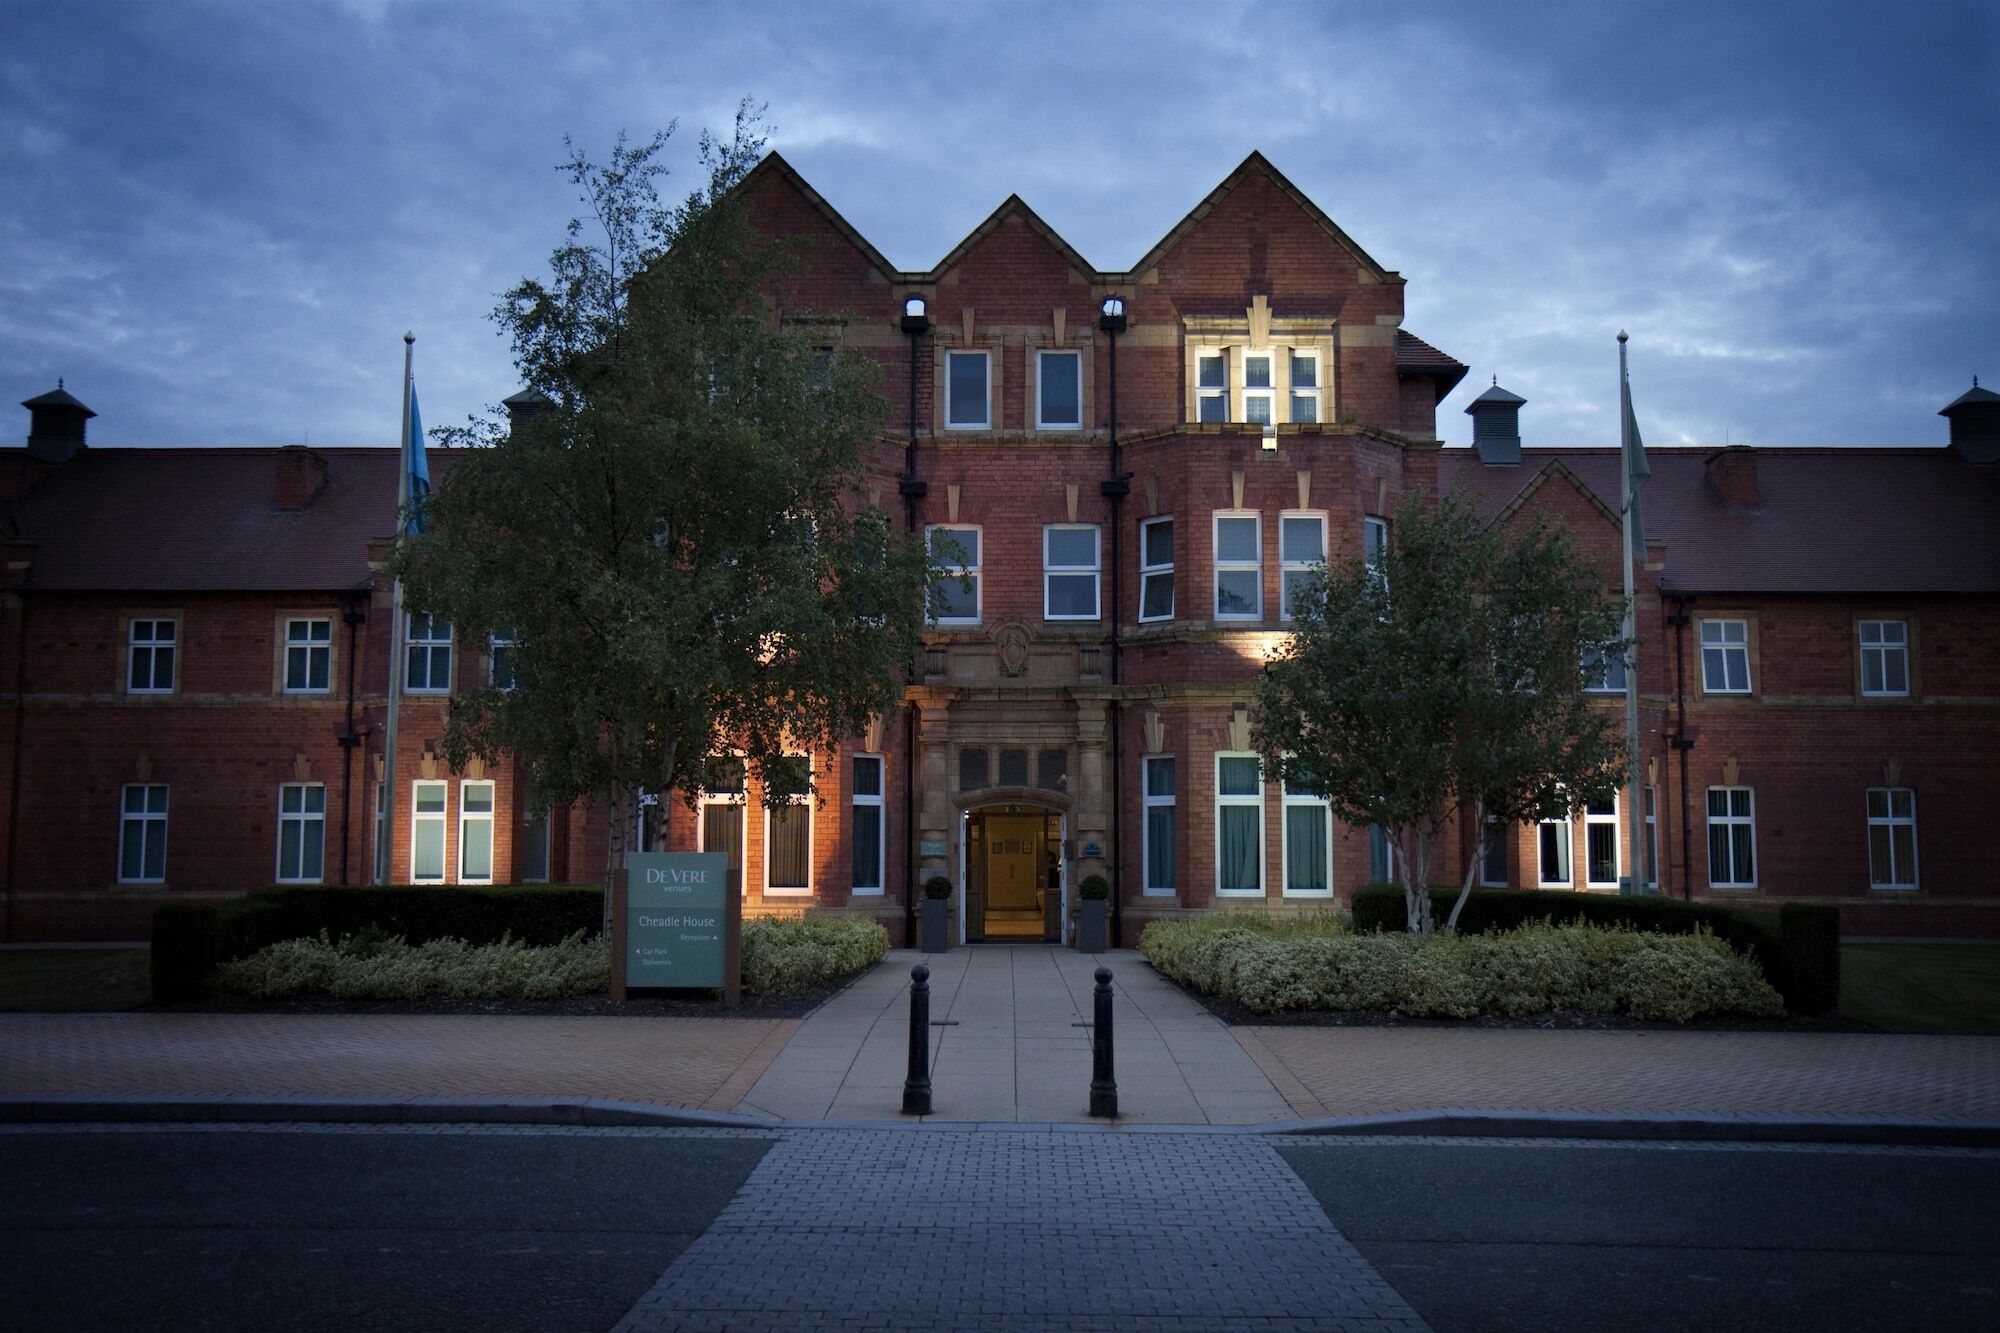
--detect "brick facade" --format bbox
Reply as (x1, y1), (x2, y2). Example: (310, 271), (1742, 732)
(6, 151), (1996, 941)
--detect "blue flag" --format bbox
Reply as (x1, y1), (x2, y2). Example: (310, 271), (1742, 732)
(405, 387), (430, 536)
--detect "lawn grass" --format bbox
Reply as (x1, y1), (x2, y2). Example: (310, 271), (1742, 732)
(1839, 942), (2000, 1034)
(0, 949), (152, 1011)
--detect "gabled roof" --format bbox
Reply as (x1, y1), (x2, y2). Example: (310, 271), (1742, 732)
(1486, 457), (1621, 532)
(1125, 151), (1398, 283)
(930, 193), (1097, 282)
(741, 151), (902, 282)
(1440, 446), (2000, 594)
(1399, 332), (1470, 395)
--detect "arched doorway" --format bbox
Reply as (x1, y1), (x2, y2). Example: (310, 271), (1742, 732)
(958, 794), (1067, 944)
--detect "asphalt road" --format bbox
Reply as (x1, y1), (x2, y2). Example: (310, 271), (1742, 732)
(0, 1127), (770, 1333)
(1280, 1139), (2000, 1333)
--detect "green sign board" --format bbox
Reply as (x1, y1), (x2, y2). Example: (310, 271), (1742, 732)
(625, 852), (728, 988)
(918, 839), (949, 858)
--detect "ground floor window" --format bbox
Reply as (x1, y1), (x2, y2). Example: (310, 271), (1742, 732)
(1584, 796), (1620, 888)
(1644, 786), (1660, 889)
(459, 781), (495, 883)
(276, 782), (326, 883)
(1368, 824), (1397, 884)
(766, 789), (812, 896)
(1866, 787), (1917, 889)
(1537, 813), (1572, 887)
(1215, 753), (1263, 896)
(411, 781), (448, 883)
(852, 755), (884, 894)
(1707, 786), (1756, 888)
(1144, 756), (1176, 896)
(1281, 781), (1331, 896)
(1480, 816), (1509, 886)
(119, 783), (169, 883)
(518, 787), (551, 883)
(373, 780), (388, 883)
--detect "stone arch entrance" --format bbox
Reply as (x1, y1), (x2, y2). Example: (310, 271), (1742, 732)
(958, 790), (1070, 944)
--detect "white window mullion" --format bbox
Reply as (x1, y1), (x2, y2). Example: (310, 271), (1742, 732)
(1043, 524), (1101, 620)
(1213, 512), (1262, 621)
(458, 780), (495, 884)
(1139, 516), (1174, 623)
(1215, 752), (1264, 897)
(1143, 755), (1176, 896)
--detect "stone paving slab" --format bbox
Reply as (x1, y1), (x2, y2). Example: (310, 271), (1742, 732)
(613, 1128), (1430, 1332)
(1237, 1025), (2000, 1120)
(0, 1012), (796, 1112)
(736, 947), (1293, 1125)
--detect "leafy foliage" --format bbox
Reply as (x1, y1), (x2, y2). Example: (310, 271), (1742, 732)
(738, 913), (889, 994)
(395, 102), (934, 829)
(1254, 494), (1627, 934)
(214, 930), (610, 1001)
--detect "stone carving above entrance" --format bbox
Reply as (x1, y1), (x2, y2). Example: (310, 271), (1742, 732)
(991, 620), (1033, 677)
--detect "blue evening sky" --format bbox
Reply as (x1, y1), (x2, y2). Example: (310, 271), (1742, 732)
(3, 0), (1995, 448)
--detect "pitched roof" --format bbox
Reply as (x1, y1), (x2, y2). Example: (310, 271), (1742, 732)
(4, 446), (437, 592)
(1126, 151), (1396, 283)
(742, 152), (902, 281)
(1399, 332), (1470, 394)
(930, 194), (1097, 282)
(1438, 447), (2000, 594)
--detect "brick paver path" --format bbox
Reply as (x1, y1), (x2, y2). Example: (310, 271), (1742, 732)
(0, 1013), (795, 1112)
(614, 1128), (1429, 1332)
(1236, 1026), (2000, 1120)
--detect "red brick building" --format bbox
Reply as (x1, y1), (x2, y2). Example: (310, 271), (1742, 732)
(5, 152), (1996, 942)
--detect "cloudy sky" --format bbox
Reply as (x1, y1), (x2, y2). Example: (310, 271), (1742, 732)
(4, 1), (1995, 449)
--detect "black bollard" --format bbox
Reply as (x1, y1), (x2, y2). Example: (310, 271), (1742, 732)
(1089, 965), (1117, 1118)
(902, 963), (932, 1115)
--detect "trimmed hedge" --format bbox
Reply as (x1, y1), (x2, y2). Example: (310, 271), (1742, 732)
(213, 930), (609, 1001)
(152, 884), (602, 1003)
(1350, 886), (1839, 1015)
(739, 914), (891, 995)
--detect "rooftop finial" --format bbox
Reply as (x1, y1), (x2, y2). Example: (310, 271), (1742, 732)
(57, 377), (63, 389)
(1491, 374), (1497, 386)
(404, 331), (414, 346)
(1617, 330), (1629, 344)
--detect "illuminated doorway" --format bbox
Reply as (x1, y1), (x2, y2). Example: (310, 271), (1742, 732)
(964, 805), (1062, 941)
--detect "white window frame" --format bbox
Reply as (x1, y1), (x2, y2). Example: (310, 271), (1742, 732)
(1214, 751), (1265, 898)
(1858, 620), (1910, 698)
(1288, 349), (1321, 424)
(1280, 780), (1334, 898)
(282, 618), (333, 695)
(1699, 618), (1752, 694)
(927, 524), (982, 625)
(410, 780), (449, 884)
(1707, 786), (1757, 889)
(405, 613), (453, 695)
(1212, 511), (1262, 622)
(945, 349), (990, 430)
(1644, 786), (1660, 889)
(117, 782), (169, 884)
(1582, 645), (1628, 694)
(1537, 811), (1574, 888)
(458, 779), (495, 884)
(1278, 510), (1327, 621)
(1241, 348), (1275, 426)
(1583, 795), (1621, 889)
(275, 781), (327, 884)
(1138, 516), (1174, 623)
(697, 760), (749, 882)
(764, 778), (814, 898)
(851, 754), (885, 895)
(1043, 524), (1102, 621)
(127, 617), (177, 694)
(373, 778), (388, 885)
(1195, 349), (1228, 424)
(1866, 787), (1918, 890)
(1035, 348), (1082, 431)
(488, 630), (519, 691)
(1143, 755), (1176, 897)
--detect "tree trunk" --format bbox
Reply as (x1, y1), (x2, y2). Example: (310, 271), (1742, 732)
(1444, 797), (1485, 936)
(1398, 825), (1434, 937)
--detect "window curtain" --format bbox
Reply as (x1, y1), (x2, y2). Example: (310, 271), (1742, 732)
(1285, 806), (1328, 893)
(769, 804), (809, 889)
(1147, 806), (1175, 890)
(852, 805), (882, 889)
(1220, 807), (1259, 892)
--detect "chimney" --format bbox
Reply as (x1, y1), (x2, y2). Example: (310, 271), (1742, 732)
(21, 381), (94, 464)
(502, 388), (552, 433)
(1464, 379), (1524, 464)
(1939, 377), (2000, 465)
(1705, 446), (1760, 512)
(274, 445), (328, 511)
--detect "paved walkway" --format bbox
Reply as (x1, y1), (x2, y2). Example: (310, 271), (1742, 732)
(1238, 1026), (2000, 1121)
(0, 1013), (795, 1112)
(736, 947), (1294, 1124)
(614, 1128), (1429, 1332)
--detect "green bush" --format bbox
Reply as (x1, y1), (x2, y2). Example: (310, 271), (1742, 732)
(151, 884), (603, 1003)
(739, 913), (890, 995)
(213, 930), (609, 1001)
(922, 876), (952, 900)
(1350, 885), (1838, 1014)
(1142, 918), (1783, 1022)
(1078, 875), (1110, 901)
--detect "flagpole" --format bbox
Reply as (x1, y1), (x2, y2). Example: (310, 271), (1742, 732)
(377, 332), (414, 884)
(1618, 330), (1646, 894)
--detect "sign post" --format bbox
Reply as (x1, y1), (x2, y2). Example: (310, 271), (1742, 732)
(611, 851), (739, 1005)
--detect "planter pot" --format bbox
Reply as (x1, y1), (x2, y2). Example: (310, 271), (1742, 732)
(922, 898), (951, 953)
(1077, 898), (1107, 954)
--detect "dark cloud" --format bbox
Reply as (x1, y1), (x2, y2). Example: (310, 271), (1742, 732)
(2, 0), (1993, 447)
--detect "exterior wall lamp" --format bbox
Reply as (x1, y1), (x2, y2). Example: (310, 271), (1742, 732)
(1097, 295), (1126, 335)
(901, 295), (931, 336)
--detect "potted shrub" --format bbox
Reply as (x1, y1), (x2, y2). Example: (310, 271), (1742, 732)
(1076, 874), (1110, 954)
(922, 875), (953, 953)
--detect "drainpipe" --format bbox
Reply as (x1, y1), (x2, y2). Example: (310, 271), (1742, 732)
(337, 599), (366, 884)
(1670, 597), (1695, 900)
(1098, 298), (1129, 946)
(4, 588), (27, 942)
(898, 295), (932, 947)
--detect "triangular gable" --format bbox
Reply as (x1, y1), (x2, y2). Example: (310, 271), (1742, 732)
(1489, 459), (1622, 533)
(930, 193), (1098, 281)
(1125, 151), (1397, 283)
(741, 152), (904, 282)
